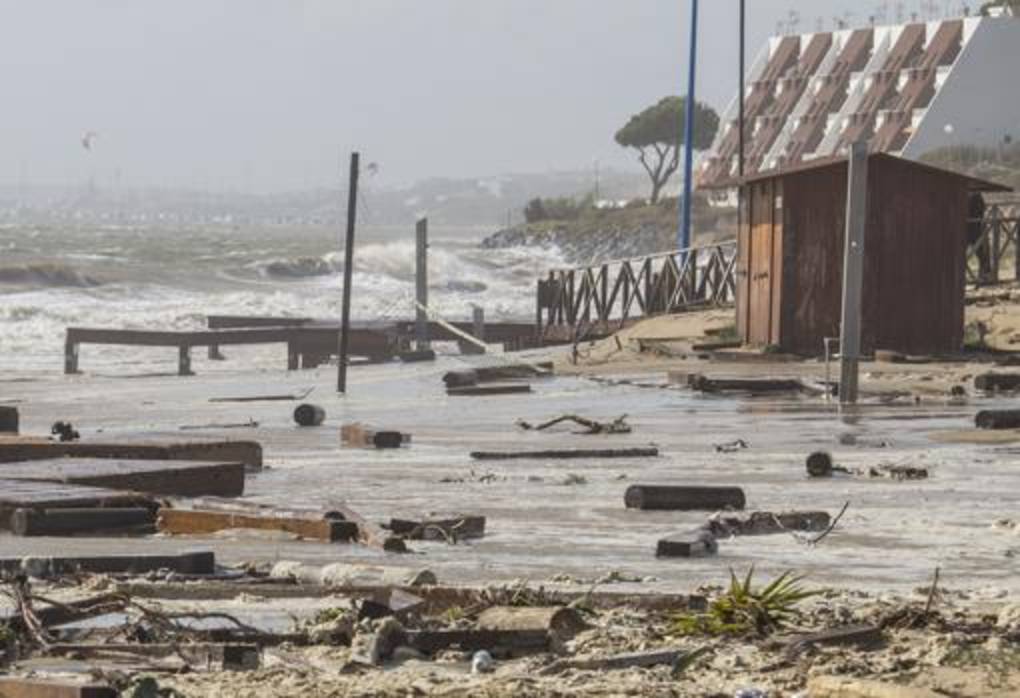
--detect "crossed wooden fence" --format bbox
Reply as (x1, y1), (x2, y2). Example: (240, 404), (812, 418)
(536, 241), (737, 340)
(967, 201), (1020, 286)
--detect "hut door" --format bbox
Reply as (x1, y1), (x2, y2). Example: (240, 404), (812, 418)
(748, 180), (779, 345)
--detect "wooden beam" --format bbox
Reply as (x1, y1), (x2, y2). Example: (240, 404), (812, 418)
(11, 507), (155, 537)
(0, 678), (117, 698)
(447, 384), (532, 397)
(157, 508), (357, 542)
(0, 437), (263, 469)
(839, 141), (869, 405)
(0, 551), (215, 577)
(625, 485), (746, 511)
(472, 447), (658, 461)
(44, 643), (261, 671)
(0, 458), (245, 498)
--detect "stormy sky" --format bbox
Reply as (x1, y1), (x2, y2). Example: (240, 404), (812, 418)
(0, 1), (971, 192)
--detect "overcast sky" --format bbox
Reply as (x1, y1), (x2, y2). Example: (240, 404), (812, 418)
(0, 1), (971, 192)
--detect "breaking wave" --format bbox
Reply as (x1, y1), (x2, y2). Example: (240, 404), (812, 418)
(0, 263), (102, 288)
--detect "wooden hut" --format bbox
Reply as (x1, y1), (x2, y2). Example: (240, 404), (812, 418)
(734, 153), (1009, 356)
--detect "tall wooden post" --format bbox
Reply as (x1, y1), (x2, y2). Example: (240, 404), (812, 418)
(839, 142), (869, 405)
(338, 152), (360, 394)
(679, 0), (700, 251)
(415, 218), (430, 350)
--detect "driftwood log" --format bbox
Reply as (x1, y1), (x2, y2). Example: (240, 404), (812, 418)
(473, 447), (658, 461)
(516, 414), (631, 434)
(624, 485), (746, 511)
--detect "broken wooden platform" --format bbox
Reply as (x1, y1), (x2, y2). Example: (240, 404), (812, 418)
(157, 507), (358, 542)
(0, 479), (152, 531)
(0, 435), (262, 469)
(0, 458), (245, 498)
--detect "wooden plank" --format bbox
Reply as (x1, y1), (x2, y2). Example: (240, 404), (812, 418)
(625, 485), (746, 511)
(472, 447), (658, 461)
(447, 384), (532, 396)
(0, 437), (262, 469)
(0, 551), (215, 577)
(405, 628), (549, 656)
(0, 678), (117, 698)
(0, 458), (244, 498)
(975, 373), (1020, 392)
(538, 648), (689, 675)
(156, 508), (358, 542)
(976, 410), (1020, 430)
(44, 643), (261, 671)
(705, 511), (830, 536)
(0, 479), (153, 531)
(688, 374), (805, 394)
(11, 507), (155, 537)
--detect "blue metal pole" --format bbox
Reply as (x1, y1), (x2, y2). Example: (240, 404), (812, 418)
(679, 0), (699, 251)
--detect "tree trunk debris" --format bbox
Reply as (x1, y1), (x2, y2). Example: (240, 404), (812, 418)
(516, 414), (631, 434)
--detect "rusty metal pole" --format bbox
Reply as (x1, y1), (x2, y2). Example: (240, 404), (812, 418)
(338, 152), (360, 394)
(839, 142), (869, 405)
(415, 218), (430, 350)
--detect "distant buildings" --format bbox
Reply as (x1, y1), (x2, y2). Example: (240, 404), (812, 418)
(699, 15), (1020, 191)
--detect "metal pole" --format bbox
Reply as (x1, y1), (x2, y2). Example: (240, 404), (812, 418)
(679, 0), (700, 251)
(414, 217), (429, 350)
(337, 151), (360, 394)
(738, 0), (746, 180)
(839, 142), (869, 405)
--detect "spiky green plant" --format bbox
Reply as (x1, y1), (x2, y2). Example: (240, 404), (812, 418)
(670, 567), (819, 637)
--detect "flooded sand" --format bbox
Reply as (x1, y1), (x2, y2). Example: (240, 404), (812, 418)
(3, 346), (1019, 596)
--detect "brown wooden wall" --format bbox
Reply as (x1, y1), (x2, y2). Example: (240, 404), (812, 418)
(737, 156), (968, 356)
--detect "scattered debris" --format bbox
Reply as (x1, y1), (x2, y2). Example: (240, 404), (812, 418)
(341, 423), (410, 449)
(293, 403), (325, 427)
(472, 447), (658, 461)
(714, 439), (748, 453)
(180, 419), (259, 431)
(51, 420), (80, 442)
(624, 485), (746, 511)
(976, 409), (1020, 430)
(209, 387), (314, 403)
(866, 464), (929, 480)
(705, 511), (831, 537)
(538, 647), (704, 676)
(656, 530), (719, 558)
(12, 506), (155, 537)
(687, 374), (808, 395)
(516, 414), (631, 434)
(784, 623), (884, 657)
(0, 550), (215, 577)
(388, 515), (486, 542)
(560, 473), (588, 486)
(399, 349), (436, 363)
(447, 384), (532, 396)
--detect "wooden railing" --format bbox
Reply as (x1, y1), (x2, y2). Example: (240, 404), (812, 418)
(536, 241), (738, 339)
(967, 202), (1020, 286)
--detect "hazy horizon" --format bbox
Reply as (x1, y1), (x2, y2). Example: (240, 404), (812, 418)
(1, 1), (972, 194)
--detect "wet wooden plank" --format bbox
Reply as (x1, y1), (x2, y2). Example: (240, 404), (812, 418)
(0, 677), (117, 698)
(447, 384), (532, 396)
(0, 479), (153, 531)
(0, 436), (262, 469)
(625, 485), (746, 511)
(45, 643), (260, 671)
(11, 507), (155, 537)
(0, 551), (215, 577)
(157, 507), (358, 542)
(472, 447), (658, 460)
(0, 458), (245, 498)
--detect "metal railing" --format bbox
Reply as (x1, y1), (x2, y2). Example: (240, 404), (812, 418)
(536, 241), (737, 338)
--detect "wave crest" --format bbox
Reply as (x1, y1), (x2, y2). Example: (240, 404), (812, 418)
(0, 263), (102, 288)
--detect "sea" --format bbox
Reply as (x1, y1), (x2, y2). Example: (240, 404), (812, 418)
(0, 221), (567, 373)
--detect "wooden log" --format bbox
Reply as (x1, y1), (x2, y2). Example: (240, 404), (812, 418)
(293, 403), (325, 427)
(0, 551), (215, 577)
(785, 624), (883, 656)
(976, 410), (1020, 430)
(538, 648), (689, 675)
(388, 515), (485, 541)
(45, 643), (261, 671)
(806, 451), (834, 477)
(0, 405), (18, 433)
(688, 374), (805, 394)
(0, 458), (245, 498)
(0, 437), (263, 469)
(340, 424), (410, 449)
(442, 369), (478, 387)
(157, 508), (358, 542)
(447, 384), (532, 396)
(405, 628), (549, 657)
(442, 364), (551, 388)
(656, 529), (719, 558)
(974, 373), (1020, 392)
(11, 507), (155, 537)
(0, 678), (117, 698)
(476, 606), (587, 643)
(705, 511), (831, 537)
(624, 485), (746, 511)
(473, 447), (658, 461)
(399, 349), (436, 363)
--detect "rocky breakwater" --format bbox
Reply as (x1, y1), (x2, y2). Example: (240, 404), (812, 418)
(480, 221), (673, 268)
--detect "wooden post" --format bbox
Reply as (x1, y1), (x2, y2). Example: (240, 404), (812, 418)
(64, 337), (78, 374)
(338, 152), (360, 394)
(473, 306), (485, 344)
(178, 345), (192, 376)
(415, 218), (429, 350)
(840, 142), (869, 405)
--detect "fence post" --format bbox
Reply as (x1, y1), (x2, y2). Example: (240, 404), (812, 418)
(415, 217), (429, 350)
(839, 142), (869, 405)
